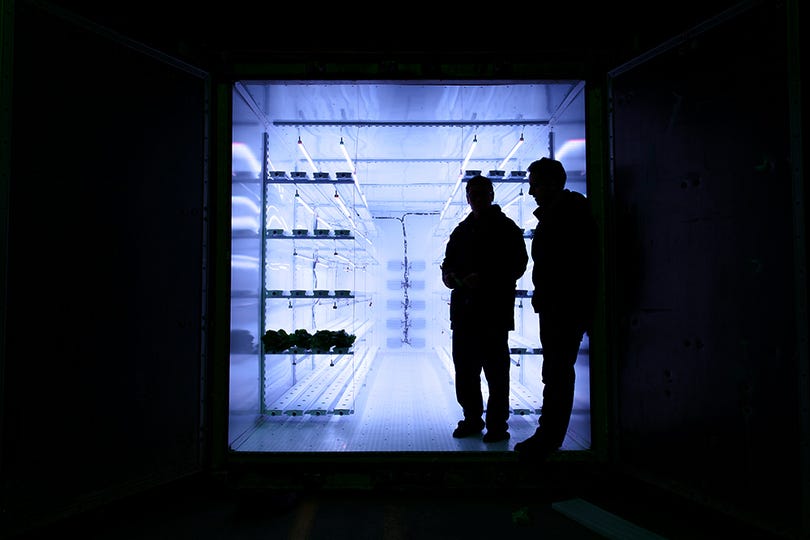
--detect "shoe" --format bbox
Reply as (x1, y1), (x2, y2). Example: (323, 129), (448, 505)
(452, 420), (484, 438)
(513, 434), (557, 459)
(482, 431), (510, 443)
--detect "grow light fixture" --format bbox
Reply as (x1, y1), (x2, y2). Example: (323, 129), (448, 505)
(459, 134), (477, 179)
(497, 133), (524, 170)
(333, 189), (354, 221)
(297, 136), (318, 173)
(339, 137), (356, 175)
(441, 134), (480, 220)
(338, 137), (370, 211)
(294, 189), (316, 215)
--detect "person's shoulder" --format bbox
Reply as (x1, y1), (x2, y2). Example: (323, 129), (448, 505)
(451, 214), (474, 232)
(493, 207), (522, 228)
(564, 189), (587, 202)
(563, 190), (591, 211)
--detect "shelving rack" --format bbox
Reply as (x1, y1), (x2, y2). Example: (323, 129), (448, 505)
(255, 132), (379, 416)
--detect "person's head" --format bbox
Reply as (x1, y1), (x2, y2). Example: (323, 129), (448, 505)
(527, 157), (566, 209)
(465, 174), (494, 217)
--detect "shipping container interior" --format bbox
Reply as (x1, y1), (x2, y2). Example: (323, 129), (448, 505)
(228, 81), (590, 453)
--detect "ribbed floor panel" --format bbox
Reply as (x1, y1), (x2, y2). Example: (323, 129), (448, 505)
(230, 348), (591, 452)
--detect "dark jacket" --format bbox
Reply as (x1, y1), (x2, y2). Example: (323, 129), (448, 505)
(442, 204), (528, 330)
(531, 189), (598, 332)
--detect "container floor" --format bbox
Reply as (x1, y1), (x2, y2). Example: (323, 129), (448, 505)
(229, 348), (591, 453)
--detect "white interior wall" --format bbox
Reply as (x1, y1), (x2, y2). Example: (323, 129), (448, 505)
(228, 81), (589, 449)
(372, 213), (446, 351)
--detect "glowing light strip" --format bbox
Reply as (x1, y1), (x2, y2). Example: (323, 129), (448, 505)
(333, 253), (356, 267)
(232, 216), (260, 231)
(439, 177), (463, 221)
(339, 137), (356, 174)
(498, 134), (524, 170)
(339, 137), (369, 210)
(333, 191), (354, 221)
(295, 191), (315, 215)
(459, 134), (477, 179)
(232, 195), (261, 215)
(555, 138), (586, 160)
(292, 253), (328, 267)
(441, 133), (479, 220)
(231, 255), (259, 269)
(232, 142), (262, 175)
(297, 136), (318, 173)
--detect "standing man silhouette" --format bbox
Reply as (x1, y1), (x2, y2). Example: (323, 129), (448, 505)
(514, 157), (598, 460)
(442, 175), (528, 443)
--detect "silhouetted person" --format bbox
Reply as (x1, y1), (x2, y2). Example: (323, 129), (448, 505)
(514, 157), (597, 460)
(441, 175), (528, 443)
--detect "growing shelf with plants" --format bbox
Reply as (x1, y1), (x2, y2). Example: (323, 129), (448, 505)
(251, 132), (379, 416)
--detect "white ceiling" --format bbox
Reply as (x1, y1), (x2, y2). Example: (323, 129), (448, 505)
(232, 81), (588, 224)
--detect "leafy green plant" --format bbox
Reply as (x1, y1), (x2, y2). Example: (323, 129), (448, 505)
(311, 330), (334, 352)
(261, 328), (356, 353)
(289, 329), (313, 351)
(332, 330), (356, 349)
(261, 329), (291, 353)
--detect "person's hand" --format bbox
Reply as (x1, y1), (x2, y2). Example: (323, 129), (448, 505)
(461, 272), (481, 288)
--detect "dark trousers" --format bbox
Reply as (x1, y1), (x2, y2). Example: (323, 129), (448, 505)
(535, 313), (585, 449)
(451, 326), (511, 433)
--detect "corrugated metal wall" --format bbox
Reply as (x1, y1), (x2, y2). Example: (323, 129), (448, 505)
(609, 1), (804, 533)
(1, 2), (208, 534)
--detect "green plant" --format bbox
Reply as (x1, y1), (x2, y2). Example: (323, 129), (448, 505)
(311, 330), (334, 352)
(332, 330), (356, 349)
(261, 329), (291, 353)
(289, 329), (313, 350)
(261, 328), (356, 353)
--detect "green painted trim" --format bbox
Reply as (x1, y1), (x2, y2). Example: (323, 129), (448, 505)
(585, 79), (612, 465)
(210, 81), (235, 472)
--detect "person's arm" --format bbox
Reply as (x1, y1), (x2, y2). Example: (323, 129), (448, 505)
(441, 233), (463, 289)
(442, 266), (464, 289)
(498, 221), (529, 283)
(512, 224), (529, 281)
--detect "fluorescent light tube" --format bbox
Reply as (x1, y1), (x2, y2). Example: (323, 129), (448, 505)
(498, 134), (524, 170)
(295, 190), (316, 215)
(339, 137), (356, 174)
(339, 137), (369, 210)
(459, 134), (477, 178)
(297, 136), (318, 173)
